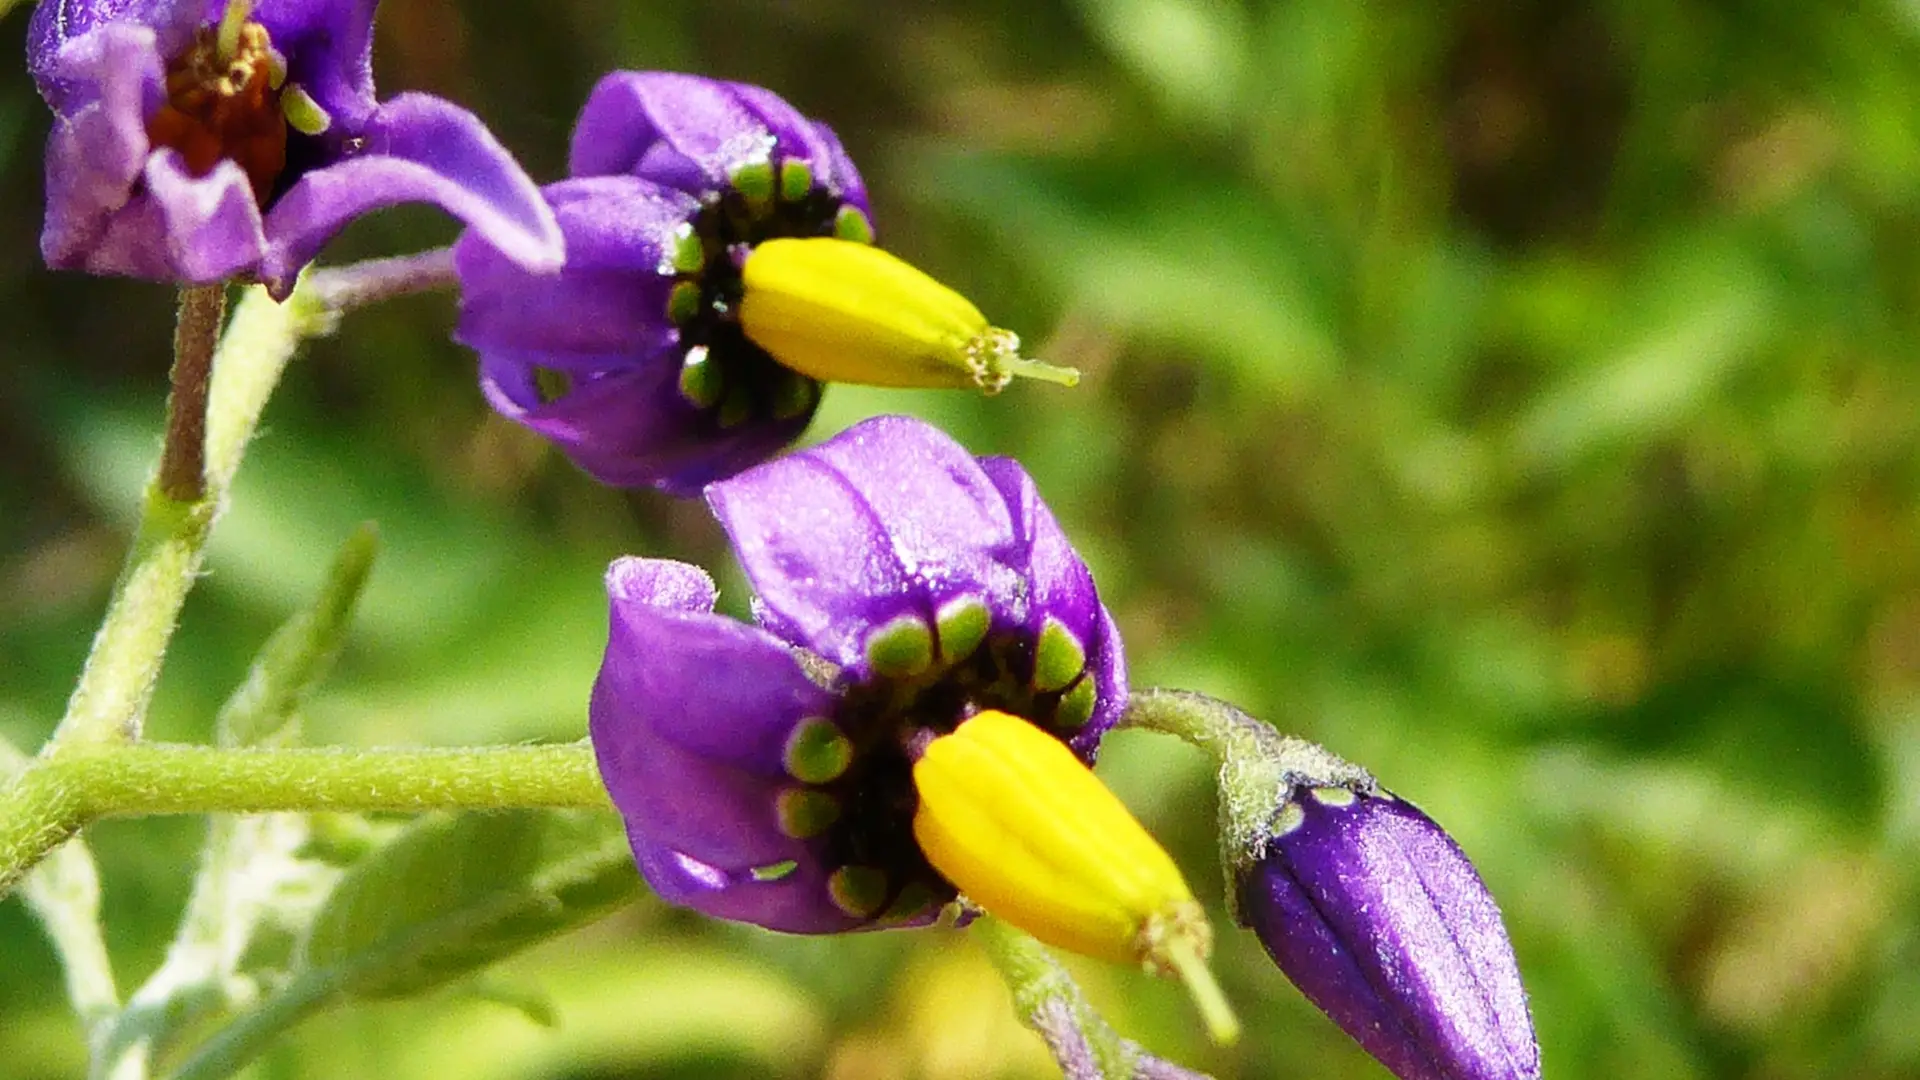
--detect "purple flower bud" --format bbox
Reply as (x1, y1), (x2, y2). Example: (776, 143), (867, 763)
(455, 72), (874, 494)
(1239, 787), (1540, 1080)
(589, 415), (1126, 932)
(28, 0), (562, 295)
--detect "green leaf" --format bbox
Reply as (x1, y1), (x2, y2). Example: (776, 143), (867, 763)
(214, 523), (378, 748)
(298, 808), (638, 998)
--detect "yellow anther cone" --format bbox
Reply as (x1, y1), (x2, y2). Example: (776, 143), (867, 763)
(739, 238), (1079, 394)
(912, 710), (1240, 1044)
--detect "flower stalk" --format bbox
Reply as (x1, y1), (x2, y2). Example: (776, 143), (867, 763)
(972, 916), (1219, 1080)
(50, 280), (327, 751)
(158, 283), (227, 502)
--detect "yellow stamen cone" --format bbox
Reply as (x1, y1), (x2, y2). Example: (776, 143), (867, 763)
(912, 710), (1240, 1044)
(739, 238), (1080, 394)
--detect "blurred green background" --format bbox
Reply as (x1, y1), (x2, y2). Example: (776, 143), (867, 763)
(6, 0), (1920, 1077)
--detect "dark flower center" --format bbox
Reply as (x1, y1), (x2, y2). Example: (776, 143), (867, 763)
(148, 20), (287, 204)
(790, 621), (1099, 923)
(662, 159), (869, 428)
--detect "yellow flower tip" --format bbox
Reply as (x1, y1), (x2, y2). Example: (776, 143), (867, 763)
(738, 237), (1080, 395)
(911, 711), (1237, 1040)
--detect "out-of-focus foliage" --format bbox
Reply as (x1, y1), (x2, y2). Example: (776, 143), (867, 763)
(5, 0), (1920, 1077)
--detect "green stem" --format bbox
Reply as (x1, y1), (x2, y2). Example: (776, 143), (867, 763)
(0, 743), (608, 895)
(51, 281), (330, 750)
(163, 966), (341, 1080)
(972, 916), (1136, 1080)
(307, 247), (457, 312)
(1117, 690), (1373, 899)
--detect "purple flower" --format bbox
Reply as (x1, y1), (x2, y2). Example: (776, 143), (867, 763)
(28, 0), (563, 295)
(588, 415), (1125, 932)
(1239, 786), (1541, 1080)
(455, 71), (875, 495)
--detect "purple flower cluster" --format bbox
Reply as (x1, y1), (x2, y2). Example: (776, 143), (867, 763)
(25, 15), (1542, 1072)
(28, 0), (562, 295)
(455, 73), (875, 494)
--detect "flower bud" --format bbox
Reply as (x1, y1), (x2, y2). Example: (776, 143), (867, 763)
(912, 709), (1238, 1043)
(740, 238), (1080, 394)
(1240, 787), (1540, 1080)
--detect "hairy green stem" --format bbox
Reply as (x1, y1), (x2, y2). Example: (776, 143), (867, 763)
(972, 916), (1218, 1080)
(0, 743), (608, 895)
(157, 285), (227, 502)
(1117, 689), (1373, 920)
(972, 916), (1136, 1080)
(51, 281), (330, 749)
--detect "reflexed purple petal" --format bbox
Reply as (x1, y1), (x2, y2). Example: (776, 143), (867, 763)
(259, 93), (563, 296)
(595, 555), (837, 776)
(1241, 793), (1540, 1080)
(36, 23), (168, 271)
(593, 556), (859, 933)
(600, 722), (797, 868)
(479, 353), (813, 495)
(632, 842), (861, 934)
(143, 150), (272, 281)
(706, 415), (1024, 669)
(567, 71), (870, 212)
(29, 1), (196, 110)
(454, 176), (691, 360)
(977, 456), (1127, 756)
(570, 72), (778, 190)
(604, 555), (717, 614)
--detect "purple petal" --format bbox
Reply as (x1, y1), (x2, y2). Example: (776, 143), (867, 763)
(591, 556), (860, 933)
(478, 350), (813, 495)
(1241, 793), (1540, 1080)
(569, 71), (779, 189)
(252, 0), (378, 131)
(632, 842), (860, 934)
(454, 176), (690, 360)
(594, 556), (838, 777)
(29, 1), (198, 111)
(143, 150), (272, 281)
(259, 93), (562, 297)
(599, 721), (796, 869)
(978, 457), (1128, 757)
(705, 415), (1026, 670)
(728, 81), (868, 208)
(604, 555), (717, 614)
(567, 72), (870, 213)
(35, 23), (170, 272)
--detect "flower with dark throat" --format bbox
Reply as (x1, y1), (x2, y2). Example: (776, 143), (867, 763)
(456, 73), (1075, 495)
(588, 415), (1239, 1037)
(1240, 781), (1540, 1080)
(28, 0), (563, 294)
(590, 413), (1126, 929)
